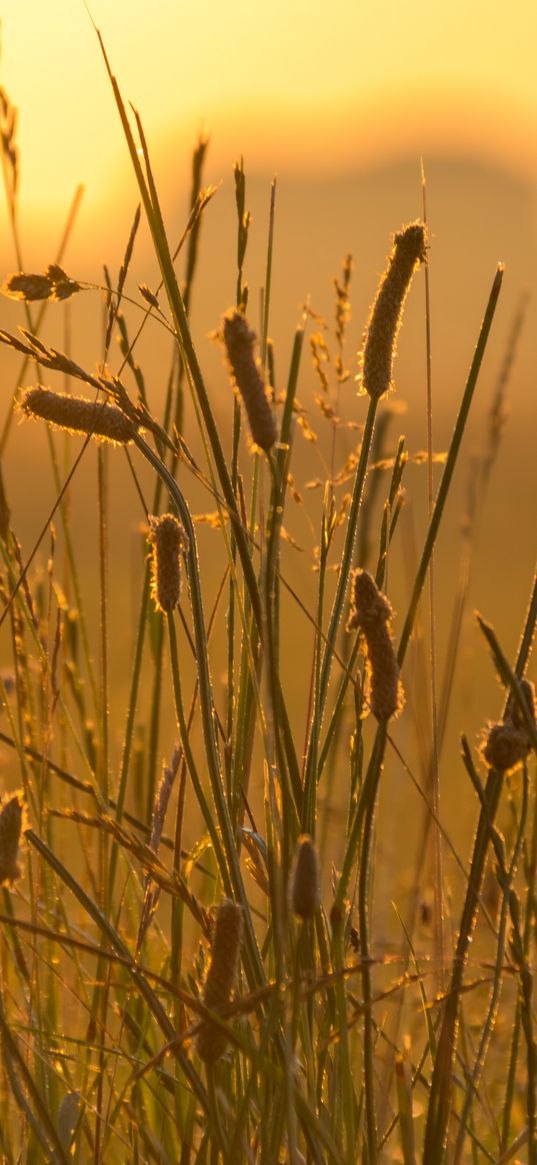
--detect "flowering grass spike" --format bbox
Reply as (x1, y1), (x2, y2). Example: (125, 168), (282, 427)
(360, 220), (427, 400)
(222, 309), (277, 452)
(148, 514), (183, 614)
(3, 264), (81, 302)
(196, 899), (243, 1063)
(20, 387), (137, 444)
(0, 794), (23, 885)
(290, 835), (321, 919)
(481, 679), (535, 773)
(347, 569), (404, 721)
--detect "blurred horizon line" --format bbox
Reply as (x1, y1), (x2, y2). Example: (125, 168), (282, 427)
(6, 85), (537, 227)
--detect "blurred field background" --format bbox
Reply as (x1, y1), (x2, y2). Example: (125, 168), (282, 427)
(1, 0), (537, 979)
(0, 4), (537, 1159)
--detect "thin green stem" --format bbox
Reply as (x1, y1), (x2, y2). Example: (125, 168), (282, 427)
(423, 767), (503, 1163)
(131, 433), (268, 994)
(454, 763), (528, 1163)
(398, 265), (504, 668)
(167, 612), (227, 877)
(310, 396), (379, 756)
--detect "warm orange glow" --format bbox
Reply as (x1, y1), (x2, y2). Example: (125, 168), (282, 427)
(1, 0), (536, 221)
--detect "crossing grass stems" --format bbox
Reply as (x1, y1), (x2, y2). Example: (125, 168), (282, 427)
(0, 46), (535, 1165)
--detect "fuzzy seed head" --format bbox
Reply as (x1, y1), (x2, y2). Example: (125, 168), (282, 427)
(291, 835), (321, 919)
(347, 569), (404, 721)
(0, 794), (23, 885)
(3, 265), (80, 302)
(196, 899), (244, 1063)
(480, 677), (536, 774)
(19, 387), (136, 444)
(222, 310), (277, 452)
(148, 514), (183, 614)
(360, 220), (426, 400)
(481, 721), (530, 774)
(4, 273), (54, 301)
(347, 568), (393, 630)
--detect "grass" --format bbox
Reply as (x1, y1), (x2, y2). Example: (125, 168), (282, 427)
(0, 33), (536, 1164)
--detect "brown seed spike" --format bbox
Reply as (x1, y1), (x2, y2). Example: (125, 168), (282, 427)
(479, 676), (536, 775)
(3, 272), (54, 301)
(291, 835), (321, 919)
(139, 283), (159, 309)
(360, 221), (427, 400)
(19, 387), (136, 444)
(148, 514), (183, 614)
(196, 899), (243, 1064)
(347, 569), (393, 630)
(3, 267), (80, 302)
(347, 569), (404, 721)
(46, 264), (81, 301)
(222, 310), (277, 452)
(0, 795), (23, 885)
(481, 721), (530, 774)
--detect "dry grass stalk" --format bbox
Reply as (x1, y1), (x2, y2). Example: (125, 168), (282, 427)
(148, 514), (183, 614)
(137, 742), (183, 947)
(222, 309), (277, 452)
(360, 221), (427, 399)
(290, 835), (321, 919)
(0, 85), (19, 197)
(196, 899), (244, 1063)
(507, 678), (536, 733)
(19, 387), (137, 444)
(149, 741), (182, 854)
(0, 794), (23, 885)
(347, 569), (404, 721)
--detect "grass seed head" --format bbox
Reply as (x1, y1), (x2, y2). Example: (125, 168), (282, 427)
(4, 273), (54, 301)
(360, 220), (427, 400)
(19, 387), (136, 444)
(196, 899), (244, 1064)
(3, 265), (80, 302)
(347, 568), (404, 721)
(291, 835), (321, 919)
(0, 794), (23, 886)
(148, 514), (183, 614)
(139, 283), (159, 309)
(347, 568), (393, 630)
(222, 309), (277, 452)
(481, 721), (530, 774)
(480, 678), (535, 773)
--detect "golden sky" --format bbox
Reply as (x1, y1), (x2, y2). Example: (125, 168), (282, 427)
(2, 0), (537, 220)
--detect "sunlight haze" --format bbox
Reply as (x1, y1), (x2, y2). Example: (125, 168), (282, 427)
(1, 0), (536, 220)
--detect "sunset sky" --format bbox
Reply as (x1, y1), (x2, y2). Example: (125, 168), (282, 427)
(2, 0), (537, 221)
